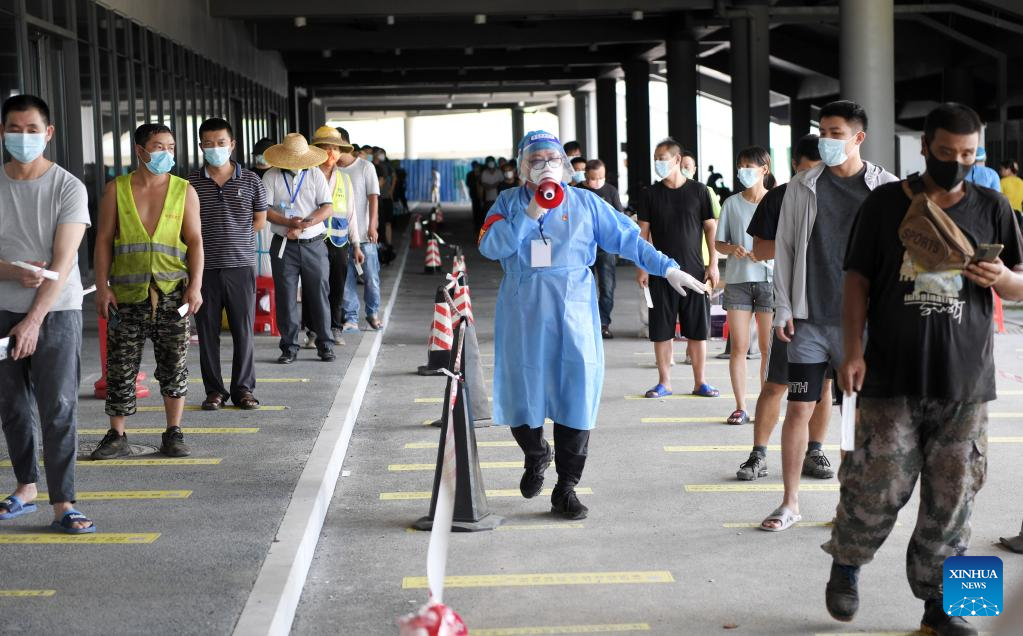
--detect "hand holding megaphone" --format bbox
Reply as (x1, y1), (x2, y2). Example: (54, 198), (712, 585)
(534, 178), (564, 209)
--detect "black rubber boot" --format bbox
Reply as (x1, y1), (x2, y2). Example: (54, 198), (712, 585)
(510, 425), (552, 499)
(550, 424), (589, 520)
(825, 562), (860, 622)
(920, 598), (977, 636)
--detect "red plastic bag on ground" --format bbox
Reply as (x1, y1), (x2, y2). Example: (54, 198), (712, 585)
(397, 602), (467, 636)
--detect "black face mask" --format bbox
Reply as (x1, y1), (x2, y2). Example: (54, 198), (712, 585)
(925, 149), (972, 191)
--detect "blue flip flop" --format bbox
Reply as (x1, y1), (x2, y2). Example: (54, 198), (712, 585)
(50, 509), (96, 535)
(0, 495), (38, 520)
(644, 383), (673, 398)
(692, 383), (721, 398)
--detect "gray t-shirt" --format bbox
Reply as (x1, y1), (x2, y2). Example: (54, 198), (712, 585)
(806, 165), (870, 325)
(338, 158), (380, 242)
(0, 164), (91, 313)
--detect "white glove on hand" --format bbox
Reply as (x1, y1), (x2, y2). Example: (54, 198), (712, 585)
(666, 267), (709, 297)
(525, 197), (544, 220)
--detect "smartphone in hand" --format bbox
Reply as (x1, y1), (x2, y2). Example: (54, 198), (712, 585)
(972, 243), (1004, 263)
(0, 336), (14, 362)
(107, 306), (122, 330)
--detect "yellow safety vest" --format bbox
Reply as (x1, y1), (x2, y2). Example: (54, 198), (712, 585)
(326, 169), (353, 247)
(110, 172), (190, 303)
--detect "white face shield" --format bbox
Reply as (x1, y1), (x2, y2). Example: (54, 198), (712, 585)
(515, 130), (573, 186)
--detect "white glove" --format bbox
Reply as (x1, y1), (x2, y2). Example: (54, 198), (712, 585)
(525, 196), (544, 220)
(666, 267), (709, 297)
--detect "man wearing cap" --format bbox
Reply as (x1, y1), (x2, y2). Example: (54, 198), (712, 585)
(965, 146), (1002, 192)
(479, 131), (708, 520)
(306, 126), (364, 346)
(261, 133), (335, 364)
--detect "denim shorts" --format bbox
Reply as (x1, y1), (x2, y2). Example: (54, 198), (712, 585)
(722, 281), (773, 312)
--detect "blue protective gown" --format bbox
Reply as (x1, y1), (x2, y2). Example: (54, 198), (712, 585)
(478, 184), (679, 430)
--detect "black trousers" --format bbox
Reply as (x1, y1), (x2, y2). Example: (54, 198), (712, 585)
(195, 266), (257, 403)
(270, 235), (332, 355)
(511, 423), (589, 489)
(303, 241), (349, 333)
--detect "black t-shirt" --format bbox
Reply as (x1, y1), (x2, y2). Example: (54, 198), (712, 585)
(635, 179), (713, 277)
(577, 182), (624, 212)
(844, 181), (1023, 402)
(746, 182), (787, 240)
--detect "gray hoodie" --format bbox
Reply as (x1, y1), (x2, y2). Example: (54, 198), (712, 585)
(773, 161), (899, 327)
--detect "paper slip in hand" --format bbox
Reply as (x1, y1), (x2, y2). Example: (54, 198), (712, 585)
(177, 304), (190, 317)
(82, 285), (97, 296)
(12, 261), (59, 281)
(0, 337), (10, 362)
(840, 392), (857, 451)
(643, 286), (654, 309)
(355, 261), (364, 276)
(277, 237), (287, 259)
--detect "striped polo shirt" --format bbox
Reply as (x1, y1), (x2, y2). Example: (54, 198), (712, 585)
(187, 161), (268, 270)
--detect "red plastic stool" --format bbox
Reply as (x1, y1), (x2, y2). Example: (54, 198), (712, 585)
(255, 276), (278, 336)
(93, 315), (150, 400)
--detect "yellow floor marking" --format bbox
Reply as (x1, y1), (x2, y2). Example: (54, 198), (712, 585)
(813, 633), (925, 636)
(997, 389), (1023, 395)
(0, 533), (160, 544)
(641, 417), (726, 423)
(39, 490), (191, 500)
(415, 397), (493, 404)
(138, 405), (286, 411)
(381, 487), (593, 501)
(990, 436), (1023, 443)
(78, 427), (258, 435)
(0, 590), (55, 597)
(625, 392), (753, 400)
(405, 440), (553, 449)
(991, 412), (1023, 418)
(474, 624), (650, 635)
(665, 444), (840, 452)
(724, 521), (902, 529)
(495, 523), (585, 531)
(389, 461), (521, 471)
(686, 483), (839, 493)
(402, 571), (673, 589)
(180, 378), (308, 383)
(2, 459), (220, 468)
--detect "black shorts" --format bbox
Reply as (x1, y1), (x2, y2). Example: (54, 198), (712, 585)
(648, 275), (710, 342)
(766, 332), (837, 391)
(379, 198), (394, 223)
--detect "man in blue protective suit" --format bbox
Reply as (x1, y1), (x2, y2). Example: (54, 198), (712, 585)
(479, 131), (708, 519)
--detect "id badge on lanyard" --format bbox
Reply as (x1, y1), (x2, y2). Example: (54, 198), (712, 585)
(531, 212), (552, 268)
(280, 170), (306, 218)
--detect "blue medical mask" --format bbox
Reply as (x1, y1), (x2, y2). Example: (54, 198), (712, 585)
(254, 154), (266, 166)
(654, 160), (674, 179)
(4, 132), (47, 164)
(737, 167), (761, 189)
(203, 146), (231, 167)
(143, 149), (175, 175)
(572, 170), (585, 184)
(681, 169), (694, 180)
(818, 137), (850, 167)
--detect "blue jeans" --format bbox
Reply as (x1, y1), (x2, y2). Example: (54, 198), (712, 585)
(592, 248), (617, 327)
(343, 242), (381, 323)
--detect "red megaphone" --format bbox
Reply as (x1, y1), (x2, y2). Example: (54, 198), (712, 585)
(534, 178), (564, 209)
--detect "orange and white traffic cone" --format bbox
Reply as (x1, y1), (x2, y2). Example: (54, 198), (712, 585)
(411, 215), (424, 249)
(434, 206), (445, 229)
(418, 286), (454, 375)
(451, 275), (474, 324)
(424, 236), (442, 274)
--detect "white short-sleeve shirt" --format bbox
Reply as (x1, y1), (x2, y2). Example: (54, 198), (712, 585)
(262, 167), (333, 240)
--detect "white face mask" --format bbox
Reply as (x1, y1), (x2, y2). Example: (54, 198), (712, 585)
(503, 170), (514, 180)
(530, 166), (560, 184)
(737, 167), (761, 189)
(681, 168), (694, 180)
(654, 160), (674, 180)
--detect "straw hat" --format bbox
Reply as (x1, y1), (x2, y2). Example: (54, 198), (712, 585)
(263, 133), (328, 171)
(310, 126), (354, 152)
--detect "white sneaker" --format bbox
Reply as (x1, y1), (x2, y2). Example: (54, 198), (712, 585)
(302, 332), (316, 349)
(332, 328), (346, 346)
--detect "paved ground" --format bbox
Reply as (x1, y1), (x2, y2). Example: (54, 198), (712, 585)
(0, 240), (403, 634)
(294, 205), (1023, 635)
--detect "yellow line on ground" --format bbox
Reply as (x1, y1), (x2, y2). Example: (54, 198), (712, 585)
(0, 533), (160, 544)
(990, 436), (1023, 443)
(180, 378), (309, 383)
(496, 523), (585, 531)
(137, 405), (287, 411)
(2, 459), (220, 468)
(724, 521), (833, 528)
(402, 571), (674, 589)
(78, 427), (258, 435)
(415, 397), (493, 404)
(641, 417), (726, 423)
(389, 461), (521, 471)
(686, 484), (839, 493)
(998, 389), (1023, 395)
(405, 440), (552, 449)
(39, 490), (191, 500)
(625, 393), (754, 400)
(381, 487), (593, 501)
(665, 444), (838, 452)
(813, 633), (921, 636)
(0, 590), (56, 597)
(474, 624), (651, 635)
(990, 412), (1023, 418)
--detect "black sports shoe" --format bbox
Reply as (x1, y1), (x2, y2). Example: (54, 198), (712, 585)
(920, 598), (977, 635)
(160, 427), (191, 458)
(90, 429), (130, 460)
(551, 484), (588, 520)
(825, 562), (860, 622)
(278, 350), (297, 364)
(736, 452), (768, 481)
(520, 441), (553, 499)
(318, 348), (336, 362)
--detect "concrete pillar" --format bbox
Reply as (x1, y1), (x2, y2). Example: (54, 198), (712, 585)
(789, 98), (812, 166)
(572, 89), (590, 156)
(729, 1), (771, 170)
(403, 115), (417, 159)
(557, 94), (576, 144)
(595, 77), (618, 185)
(840, 0), (895, 170)
(511, 107), (525, 157)
(624, 59), (652, 199)
(666, 15), (699, 161)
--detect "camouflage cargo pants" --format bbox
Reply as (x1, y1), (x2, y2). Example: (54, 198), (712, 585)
(822, 397), (988, 601)
(105, 287), (190, 417)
